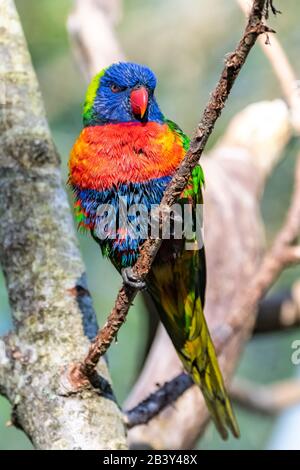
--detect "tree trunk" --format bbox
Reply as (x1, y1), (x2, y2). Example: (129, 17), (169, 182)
(0, 0), (127, 450)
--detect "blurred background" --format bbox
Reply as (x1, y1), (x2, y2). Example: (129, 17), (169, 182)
(1, 0), (300, 450)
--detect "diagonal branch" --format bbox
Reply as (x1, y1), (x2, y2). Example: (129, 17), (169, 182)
(125, 372), (193, 429)
(70, 0), (272, 385)
(125, 375), (300, 427)
(255, 286), (300, 334)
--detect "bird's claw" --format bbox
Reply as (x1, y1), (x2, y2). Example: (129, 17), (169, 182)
(122, 267), (146, 290)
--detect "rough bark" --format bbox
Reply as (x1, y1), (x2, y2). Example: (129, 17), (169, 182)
(0, 0), (127, 450)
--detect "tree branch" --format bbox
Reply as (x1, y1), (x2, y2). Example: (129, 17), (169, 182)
(255, 285), (300, 333)
(125, 373), (300, 428)
(0, 0), (126, 449)
(125, 0), (299, 449)
(214, 153), (300, 351)
(230, 378), (300, 415)
(125, 373), (193, 429)
(68, 0), (124, 80)
(71, 0), (272, 384)
(66, 0), (294, 446)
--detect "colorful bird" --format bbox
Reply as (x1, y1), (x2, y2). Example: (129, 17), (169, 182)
(69, 62), (239, 439)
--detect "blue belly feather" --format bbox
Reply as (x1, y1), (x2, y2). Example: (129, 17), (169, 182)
(72, 176), (171, 267)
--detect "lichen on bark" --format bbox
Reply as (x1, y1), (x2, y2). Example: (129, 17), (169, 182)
(0, 0), (127, 450)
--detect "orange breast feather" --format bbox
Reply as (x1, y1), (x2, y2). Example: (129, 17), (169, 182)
(69, 122), (185, 190)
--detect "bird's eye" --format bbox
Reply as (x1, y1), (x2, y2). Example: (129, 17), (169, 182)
(110, 84), (125, 93)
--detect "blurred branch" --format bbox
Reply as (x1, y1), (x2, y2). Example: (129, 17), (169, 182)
(69, 0), (272, 386)
(255, 284), (300, 334)
(237, 0), (300, 132)
(230, 378), (300, 415)
(214, 99), (291, 180)
(0, 0), (126, 450)
(214, 154), (300, 351)
(68, 0), (124, 80)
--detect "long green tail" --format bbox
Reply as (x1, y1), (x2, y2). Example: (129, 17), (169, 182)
(178, 300), (240, 439)
(148, 247), (240, 440)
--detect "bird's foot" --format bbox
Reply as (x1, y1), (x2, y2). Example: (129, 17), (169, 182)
(122, 267), (146, 290)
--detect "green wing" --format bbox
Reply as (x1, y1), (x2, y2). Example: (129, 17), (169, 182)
(164, 119), (191, 151)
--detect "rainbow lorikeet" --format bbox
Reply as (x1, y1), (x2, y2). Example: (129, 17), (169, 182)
(69, 62), (239, 439)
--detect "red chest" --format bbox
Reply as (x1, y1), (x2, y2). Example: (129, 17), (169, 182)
(69, 122), (185, 190)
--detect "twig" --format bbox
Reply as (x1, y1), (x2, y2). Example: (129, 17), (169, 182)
(69, 0), (272, 385)
(125, 374), (300, 427)
(237, 0), (300, 132)
(125, 373), (193, 429)
(230, 378), (300, 415)
(255, 284), (300, 333)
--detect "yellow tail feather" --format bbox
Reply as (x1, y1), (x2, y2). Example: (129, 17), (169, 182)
(192, 355), (240, 440)
(148, 248), (240, 439)
(180, 311), (240, 440)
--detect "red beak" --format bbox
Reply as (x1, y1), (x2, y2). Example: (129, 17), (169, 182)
(130, 86), (148, 119)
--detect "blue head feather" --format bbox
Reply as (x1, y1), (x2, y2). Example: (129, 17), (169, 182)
(83, 62), (164, 126)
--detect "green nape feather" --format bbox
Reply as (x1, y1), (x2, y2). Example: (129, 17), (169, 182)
(165, 119), (205, 193)
(165, 119), (190, 152)
(83, 68), (107, 125)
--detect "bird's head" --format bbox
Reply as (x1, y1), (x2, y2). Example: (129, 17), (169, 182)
(83, 62), (164, 126)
